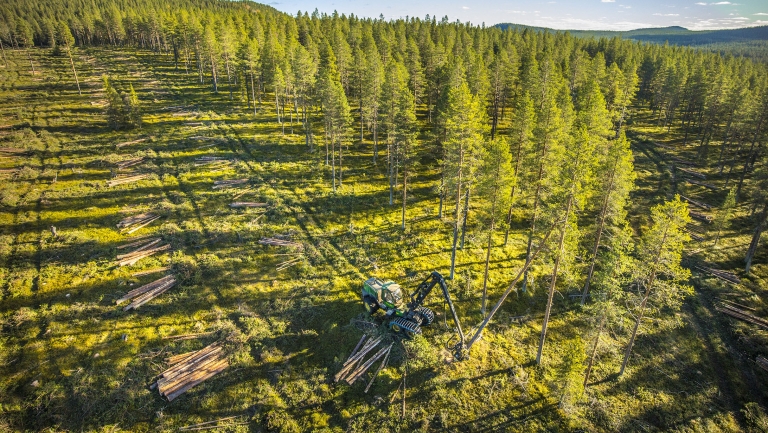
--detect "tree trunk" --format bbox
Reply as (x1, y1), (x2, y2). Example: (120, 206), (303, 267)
(224, 53), (233, 100)
(481, 196), (498, 316)
(0, 39), (7, 68)
(402, 152), (408, 230)
(331, 135), (337, 192)
(250, 68), (257, 116)
(449, 146), (464, 280)
(536, 193), (574, 365)
(27, 50), (35, 75)
(66, 46), (81, 95)
(584, 314), (606, 387)
(745, 204), (768, 274)
(504, 131), (525, 245)
(460, 185), (471, 250)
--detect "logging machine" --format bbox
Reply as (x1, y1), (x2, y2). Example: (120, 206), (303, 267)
(362, 271), (468, 359)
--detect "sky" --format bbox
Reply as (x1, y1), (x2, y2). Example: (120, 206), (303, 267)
(265, 0), (768, 31)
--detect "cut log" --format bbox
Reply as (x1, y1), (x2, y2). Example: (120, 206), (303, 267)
(757, 356), (768, 373)
(108, 174), (149, 187)
(115, 138), (149, 148)
(116, 157), (145, 170)
(676, 167), (706, 179)
(229, 202), (268, 208)
(680, 195), (713, 210)
(165, 358), (229, 401)
(686, 179), (719, 190)
(122, 277), (176, 310)
(122, 215), (162, 234)
(716, 304), (768, 330)
(259, 238), (301, 248)
(117, 244), (170, 266)
(117, 213), (156, 229)
(690, 211), (713, 223)
(116, 238), (162, 259)
(0, 147), (29, 154)
(116, 275), (175, 304)
(212, 179), (248, 189)
(346, 344), (392, 385)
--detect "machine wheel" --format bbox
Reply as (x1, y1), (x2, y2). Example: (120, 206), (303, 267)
(412, 306), (435, 326)
(390, 317), (422, 338)
(363, 296), (379, 314)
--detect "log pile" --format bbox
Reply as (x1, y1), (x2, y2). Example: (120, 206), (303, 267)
(697, 266), (741, 285)
(676, 166), (706, 179)
(686, 179), (719, 190)
(117, 275), (177, 310)
(108, 174), (149, 187)
(117, 213), (161, 234)
(334, 335), (392, 391)
(716, 303), (768, 330)
(212, 179), (248, 189)
(115, 157), (145, 170)
(117, 244), (169, 266)
(229, 202), (268, 208)
(115, 137), (149, 148)
(680, 195), (713, 210)
(259, 238), (301, 248)
(152, 342), (229, 402)
(690, 211), (713, 223)
(0, 147), (28, 155)
(756, 356), (768, 373)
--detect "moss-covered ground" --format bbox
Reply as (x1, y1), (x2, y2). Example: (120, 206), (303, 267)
(1, 47), (767, 432)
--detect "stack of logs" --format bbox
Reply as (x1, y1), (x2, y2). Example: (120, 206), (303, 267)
(108, 174), (149, 187)
(151, 341), (230, 402)
(117, 213), (161, 234)
(116, 236), (170, 266)
(116, 274), (177, 310)
(259, 238), (301, 248)
(212, 179), (248, 189)
(115, 157), (145, 170)
(716, 302), (768, 330)
(334, 335), (393, 392)
(697, 266), (741, 285)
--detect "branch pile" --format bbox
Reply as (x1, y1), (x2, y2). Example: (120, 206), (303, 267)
(116, 275), (177, 310)
(716, 303), (768, 330)
(116, 213), (161, 234)
(108, 174), (149, 187)
(152, 342), (229, 402)
(212, 179), (248, 189)
(334, 335), (392, 391)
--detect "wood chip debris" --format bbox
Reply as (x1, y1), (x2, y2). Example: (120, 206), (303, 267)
(229, 202), (268, 208)
(115, 137), (149, 148)
(117, 213), (161, 234)
(151, 342), (229, 402)
(259, 238), (301, 248)
(212, 179), (248, 189)
(334, 335), (392, 389)
(115, 157), (145, 170)
(108, 174), (149, 187)
(116, 275), (177, 310)
(716, 303), (768, 330)
(696, 266), (740, 285)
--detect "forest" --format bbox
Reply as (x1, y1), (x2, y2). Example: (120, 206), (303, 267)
(1, 0), (768, 431)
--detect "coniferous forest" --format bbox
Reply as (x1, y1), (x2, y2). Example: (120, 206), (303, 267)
(2, 0), (768, 431)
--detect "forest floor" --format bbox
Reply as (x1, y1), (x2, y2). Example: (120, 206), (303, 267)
(1, 47), (768, 432)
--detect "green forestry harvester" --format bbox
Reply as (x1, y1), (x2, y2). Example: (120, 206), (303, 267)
(362, 271), (467, 355)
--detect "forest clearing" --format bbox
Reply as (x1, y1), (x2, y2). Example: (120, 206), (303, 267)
(2, 1), (768, 431)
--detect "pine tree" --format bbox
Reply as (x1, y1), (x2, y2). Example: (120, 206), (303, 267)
(443, 80), (485, 279)
(503, 90), (535, 245)
(103, 75), (123, 129)
(57, 21), (80, 95)
(124, 84), (142, 129)
(477, 136), (513, 315)
(620, 196), (692, 376)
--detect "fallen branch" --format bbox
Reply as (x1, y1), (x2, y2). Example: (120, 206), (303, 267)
(680, 195), (713, 210)
(116, 137), (149, 148)
(676, 166), (706, 179)
(686, 179), (719, 190)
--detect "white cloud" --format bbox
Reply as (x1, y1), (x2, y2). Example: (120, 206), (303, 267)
(462, 6), (470, 9)
(601, 0), (616, 3)
(654, 13), (680, 16)
(710, 1), (731, 4)
(695, 2), (706, 4)
(755, 12), (768, 15)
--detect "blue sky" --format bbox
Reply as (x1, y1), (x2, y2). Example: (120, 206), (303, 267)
(266, 0), (768, 30)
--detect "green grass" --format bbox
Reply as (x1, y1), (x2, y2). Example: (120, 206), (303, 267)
(0, 46), (767, 432)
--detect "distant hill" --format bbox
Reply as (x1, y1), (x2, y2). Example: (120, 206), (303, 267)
(495, 24), (768, 61)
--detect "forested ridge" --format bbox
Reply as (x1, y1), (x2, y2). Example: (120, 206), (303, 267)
(2, 0), (768, 431)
